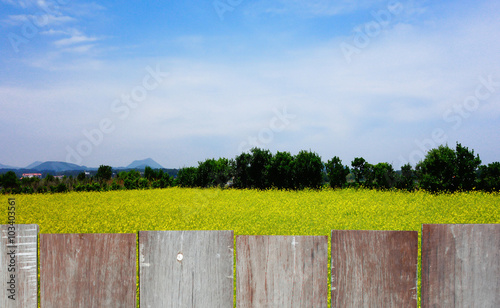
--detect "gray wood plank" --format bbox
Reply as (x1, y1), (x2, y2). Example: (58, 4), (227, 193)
(40, 233), (136, 308)
(421, 224), (500, 308)
(139, 230), (234, 308)
(236, 235), (328, 308)
(331, 230), (418, 308)
(0, 224), (39, 308)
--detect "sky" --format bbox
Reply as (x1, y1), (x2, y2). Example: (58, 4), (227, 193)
(1, 0), (499, 169)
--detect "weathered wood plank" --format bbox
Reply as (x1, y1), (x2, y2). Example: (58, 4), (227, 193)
(139, 230), (234, 308)
(0, 224), (39, 308)
(421, 224), (500, 307)
(331, 230), (418, 308)
(236, 235), (328, 308)
(40, 233), (136, 308)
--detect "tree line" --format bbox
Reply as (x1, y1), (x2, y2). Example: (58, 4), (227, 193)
(176, 144), (499, 192)
(1, 143), (499, 194)
(0, 167), (176, 194)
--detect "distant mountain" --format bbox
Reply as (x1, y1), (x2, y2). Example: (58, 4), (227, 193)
(0, 163), (18, 169)
(31, 161), (87, 172)
(127, 158), (163, 169)
(25, 161), (43, 169)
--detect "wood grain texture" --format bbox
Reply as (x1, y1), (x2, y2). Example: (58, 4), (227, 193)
(40, 233), (136, 308)
(0, 224), (39, 308)
(421, 224), (500, 308)
(139, 230), (234, 308)
(236, 235), (328, 308)
(331, 230), (418, 308)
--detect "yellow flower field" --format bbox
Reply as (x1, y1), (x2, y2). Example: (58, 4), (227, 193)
(1, 188), (499, 307)
(2, 187), (498, 234)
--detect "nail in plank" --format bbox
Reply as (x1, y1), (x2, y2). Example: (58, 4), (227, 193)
(139, 230), (234, 308)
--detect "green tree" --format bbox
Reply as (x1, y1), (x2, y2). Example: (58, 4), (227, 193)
(478, 162), (500, 192)
(372, 162), (396, 189)
(138, 178), (150, 189)
(248, 148), (272, 189)
(325, 156), (349, 188)
(121, 170), (141, 190)
(96, 165), (112, 181)
(196, 159), (218, 187)
(77, 172), (86, 182)
(362, 163), (375, 187)
(123, 178), (137, 190)
(55, 182), (68, 193)
(268, 151), (295, 190)
(110, 180), (122, 191)
(144, 166), (163, 182)
(351, 157), (366, 184)
(455, 143), (481, 190)
(233, 152), (252, 189)
(294, 150), (324, 189)
(176, 167), (197, 188)
(416, 145), (456, 192)
(214, 158), (232, 188)
(159, 172), (174, 188)
(45, 174), (55, 182)
(1, 171), (19, 189)
(144, 166), (155, 181)
(397, 163), (416, 191)
(416, 143), (481, 192)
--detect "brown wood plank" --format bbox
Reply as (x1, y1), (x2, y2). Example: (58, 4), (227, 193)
(0, 224), (39, 308)
(236, 235), (328, 308)
(331, 230), (418, 308)
(139, 230), (234, 308)
(421, 224), (500, 307)
(40, 233), (136, 308)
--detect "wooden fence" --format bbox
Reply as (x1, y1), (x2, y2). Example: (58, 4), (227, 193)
(1, 224), (498, 307)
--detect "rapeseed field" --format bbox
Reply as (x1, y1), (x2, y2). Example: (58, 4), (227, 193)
(3, 187), (498, 234)
(1, 188), (498, 307)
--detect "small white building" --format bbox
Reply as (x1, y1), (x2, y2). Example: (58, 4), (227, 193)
(21, 173), (42, 179)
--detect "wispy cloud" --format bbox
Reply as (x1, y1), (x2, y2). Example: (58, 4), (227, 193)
(2, 14), (30, 25)
(54, 31), (99, 47)
(61, 44), (96, 53)
(0, 0), (38, 9)
(247, 0), (390, 17)
(3, 14), (75, 26)
(40, 28), (72, 36)
(65, 2), (106, 17)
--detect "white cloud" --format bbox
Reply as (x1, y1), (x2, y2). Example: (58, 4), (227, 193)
(61, 44), (96, 53)
(40, 28), (70, 35)
(247, 0), (393, 17)
(3, 14), (30, 25)
(54, 33), (99, 46)
(42, 14), (75, 25)
(0, 0), (37, 8)
(66, 2), (106, 16)
(3, 13), (75, 26)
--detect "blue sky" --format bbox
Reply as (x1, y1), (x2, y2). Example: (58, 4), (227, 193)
(1, 0), (499, 169)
